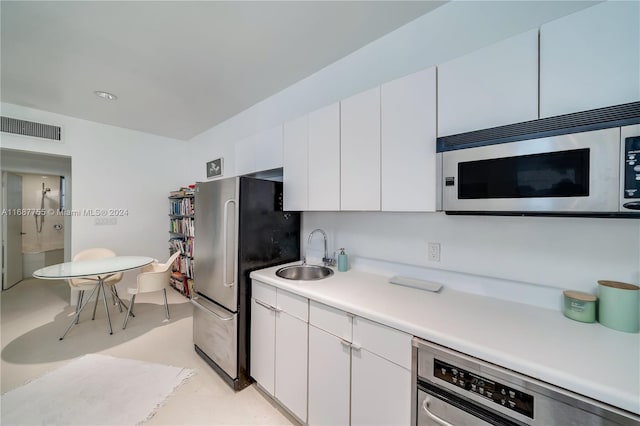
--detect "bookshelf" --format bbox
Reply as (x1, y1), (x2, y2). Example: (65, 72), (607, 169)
(169, 188), (194, 298)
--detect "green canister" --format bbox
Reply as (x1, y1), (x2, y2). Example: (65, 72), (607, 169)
(563, 290), (597, 323)
(597, 280), (640, 333)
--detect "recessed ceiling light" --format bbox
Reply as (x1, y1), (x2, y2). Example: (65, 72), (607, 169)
(94, 90), (117, 100)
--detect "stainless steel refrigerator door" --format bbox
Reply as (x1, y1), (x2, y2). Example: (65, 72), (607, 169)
(195, 178), (239, 312)
(192, 297), (237, 379)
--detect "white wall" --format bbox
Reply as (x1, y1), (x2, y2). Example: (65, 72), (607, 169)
(188, 1), (597, 180)
(302, 212), (640, 294)
(1, 102), (191, 287)
(186, 1), (640, 294)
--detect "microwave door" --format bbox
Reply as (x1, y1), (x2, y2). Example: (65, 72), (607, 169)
(442, 127), (621, 213)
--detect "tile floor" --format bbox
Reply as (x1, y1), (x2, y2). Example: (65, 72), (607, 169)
(1, 278), (292, 425)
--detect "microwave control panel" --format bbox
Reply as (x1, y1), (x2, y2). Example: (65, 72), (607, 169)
(624, 136), (640, 200)
(434, 359), (534, 418)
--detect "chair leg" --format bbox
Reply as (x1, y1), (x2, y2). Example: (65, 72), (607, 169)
(163, 288), (170, 320)
(111, 286), (123, 313)
(75, 290), (84, 324)
(92, 284), (102, 320)
(123, 294), (136, 329)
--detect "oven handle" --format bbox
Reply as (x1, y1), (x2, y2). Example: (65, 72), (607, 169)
(422, 396), (455, 426)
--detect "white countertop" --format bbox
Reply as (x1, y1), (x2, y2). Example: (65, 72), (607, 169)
(250, 262), (640, 417)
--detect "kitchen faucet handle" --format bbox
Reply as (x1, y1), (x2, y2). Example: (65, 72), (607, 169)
(323, 252), (336, 267)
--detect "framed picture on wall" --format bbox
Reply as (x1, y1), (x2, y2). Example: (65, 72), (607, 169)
(206, 158), (223, 179)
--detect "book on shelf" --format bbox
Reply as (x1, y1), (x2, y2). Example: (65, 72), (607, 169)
(168, 186), (195, 300)
(169, 238), (194, 257)
(169, 185), (195, 198)
(169, 217), (194, 236)
(170, 272), (192, 298)
(169, 197), (194, 216)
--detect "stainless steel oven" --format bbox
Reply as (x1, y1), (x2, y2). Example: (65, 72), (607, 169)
(412, 338), (639, 426)
(436, 102), (640, 217)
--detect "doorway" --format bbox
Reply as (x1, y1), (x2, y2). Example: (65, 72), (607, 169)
(1, 149), (71, 290)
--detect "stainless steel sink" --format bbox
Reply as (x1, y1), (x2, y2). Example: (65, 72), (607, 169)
(275, 264), (334, 281)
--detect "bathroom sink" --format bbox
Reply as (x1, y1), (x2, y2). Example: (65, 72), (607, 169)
(275, 264), (334, 281)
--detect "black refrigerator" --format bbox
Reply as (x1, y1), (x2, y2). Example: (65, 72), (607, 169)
(191, 176), (300, 390)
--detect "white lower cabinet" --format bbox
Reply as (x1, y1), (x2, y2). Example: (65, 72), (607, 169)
(250, 297), (276, 395)
(250, 280), (308, 422)
(308, 325), (351, 425)
(308, 301), (412, 426)
(275, 311), (308, 421)
(351, 348), (412, 426)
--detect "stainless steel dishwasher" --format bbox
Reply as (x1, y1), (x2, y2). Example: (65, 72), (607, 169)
(412, 338), (639, 426)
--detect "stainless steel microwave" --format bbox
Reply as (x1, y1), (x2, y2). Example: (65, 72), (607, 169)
(437, 103), (640, 217)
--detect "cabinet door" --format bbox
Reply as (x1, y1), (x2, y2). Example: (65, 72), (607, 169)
(540, 1), (640, 118)
(308, 325), (350, 426)
(341, 87), (381, 211)
(308, 102), (341, 210)
(352, 316), (412, 370)
(275, 311), (308, 422)
(250, 298), (276, 395)
(283, 115), (308, 211)
(381, 67), (437, 212)
(255, 125), (284, 172)
(438, 29), (538, 136)
(351, 349), (412, 426)
(235, 134), (256, 176)
(309, 300), (352, 342)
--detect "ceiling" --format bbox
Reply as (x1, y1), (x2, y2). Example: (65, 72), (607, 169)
(0, 1), (445, 141)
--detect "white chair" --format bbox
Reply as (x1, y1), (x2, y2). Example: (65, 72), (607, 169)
(122, 251), (181, 329)
(67, 248), (123, 324)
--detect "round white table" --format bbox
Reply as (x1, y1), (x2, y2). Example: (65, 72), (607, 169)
(34, 256), (154, 339)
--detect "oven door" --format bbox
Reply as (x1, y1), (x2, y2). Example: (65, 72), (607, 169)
(442, 127), (620, 213)
(418, 385), (522, 426)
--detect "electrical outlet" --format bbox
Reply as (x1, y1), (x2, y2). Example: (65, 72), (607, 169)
(427, 242), (441, 262)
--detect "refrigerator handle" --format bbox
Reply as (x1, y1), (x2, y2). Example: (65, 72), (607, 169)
(223, 199), (236, 288)
(191, 297), (234, 321)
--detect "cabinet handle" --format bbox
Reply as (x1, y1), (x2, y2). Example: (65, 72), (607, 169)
(339, 339), (351, 348)
(223, 199), (236, 288)
(254, 299), (277, 312)
(422, 396), (454, 426)
(350, 343), (362, 351)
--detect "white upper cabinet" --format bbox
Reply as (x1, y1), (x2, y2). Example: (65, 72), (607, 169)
(340, 87), (381, 211)
(255, 125), (284, 172)
(381, 67), (437, 212)
(540, 1), (640, 118)
(234, 134), (256, 176)
(308, 102), (341, 211)
(235, 125), (283, 176)
(438, 29), (539, 136)
(283, 115), (308, 211)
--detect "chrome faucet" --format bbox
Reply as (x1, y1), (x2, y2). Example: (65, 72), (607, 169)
(306, 228), (335, 267)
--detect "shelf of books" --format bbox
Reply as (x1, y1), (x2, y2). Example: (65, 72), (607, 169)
(169, 186), (195, 298)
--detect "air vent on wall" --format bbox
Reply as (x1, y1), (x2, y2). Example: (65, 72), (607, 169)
(1, 116), (61, 141)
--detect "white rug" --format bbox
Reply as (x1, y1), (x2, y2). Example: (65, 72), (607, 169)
(1, 354), (194, 426)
